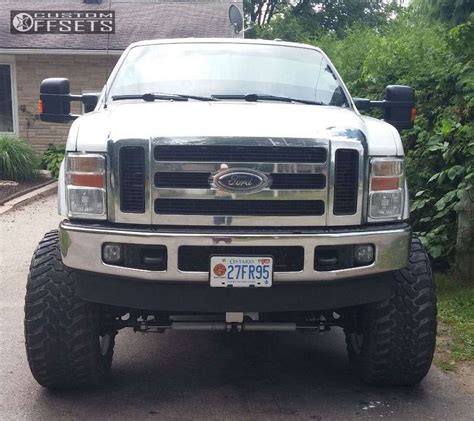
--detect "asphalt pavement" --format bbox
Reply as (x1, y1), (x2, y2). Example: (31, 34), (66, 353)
(1, 195), (473, 420)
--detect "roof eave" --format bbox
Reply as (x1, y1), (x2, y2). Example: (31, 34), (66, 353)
(0, 48), (123, 55)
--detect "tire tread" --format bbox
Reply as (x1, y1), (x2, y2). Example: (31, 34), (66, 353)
(24, 230), (114, 389)
(345, 236), (437, 386)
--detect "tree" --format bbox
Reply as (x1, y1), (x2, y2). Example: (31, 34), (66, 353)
(248, 0), (400, 39)
(290, 0), (398, 36)
(244, 0), (286, 25)
(415, 0), (474, 25)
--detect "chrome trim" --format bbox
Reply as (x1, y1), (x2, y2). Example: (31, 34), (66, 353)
(150, 214), (327, 227)
(107, 138), (152, 224)
(153, 162), (327, 173)
(326, 139), (365, 226)
(212, 168), (270, 194)
(154, 189), (327, 201)
(150, 137), (330, 226)
(108, 135), (366, 227)
(59, 221), (410, 283)
(154, 135), (330, 148)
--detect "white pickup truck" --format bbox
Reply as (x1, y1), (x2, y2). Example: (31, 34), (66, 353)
(25, 38), (437, 389)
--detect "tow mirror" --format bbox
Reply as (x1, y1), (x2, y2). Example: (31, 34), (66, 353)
(384, 85), (415, 131)
(39, 78), (100, 123)
(353, 98), (371, 111)
(354, 85), (416, 132)
(40, 78), (73, 123)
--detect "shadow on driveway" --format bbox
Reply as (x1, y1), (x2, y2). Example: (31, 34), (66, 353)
(32, 329), (466, 420)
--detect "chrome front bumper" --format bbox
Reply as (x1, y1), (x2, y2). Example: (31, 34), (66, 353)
(59, 221), (410, 283)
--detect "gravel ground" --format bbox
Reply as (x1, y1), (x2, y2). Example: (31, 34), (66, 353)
(0, 179), (50, 204)
(0, 195), (473, 420)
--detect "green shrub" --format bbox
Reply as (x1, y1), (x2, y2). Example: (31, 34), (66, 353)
(317, 16), (473, 264)
(256, 10), (474, 265)
(41, 143), (65, 179)
(0, 135), (39, 181)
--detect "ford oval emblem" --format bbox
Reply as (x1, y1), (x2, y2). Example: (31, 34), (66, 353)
(213, 168), (270, 194)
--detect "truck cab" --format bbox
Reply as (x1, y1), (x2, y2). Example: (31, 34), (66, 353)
(25, 39), (437, 389)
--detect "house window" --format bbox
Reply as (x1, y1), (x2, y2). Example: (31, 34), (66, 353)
(0, 64), (14, 133)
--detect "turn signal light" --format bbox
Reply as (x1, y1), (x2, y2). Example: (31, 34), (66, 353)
(38, 99), (43, 114)
(370, 177), (400, 191)
(69, 173), (105, 188)
(67, 154), (105, 188)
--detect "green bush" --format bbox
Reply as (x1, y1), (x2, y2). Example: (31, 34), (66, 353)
(41, 143), (65, 179)
(0, 135), (39, 181)
(315, 16), (473, 263)
(256, 10), (474, 265)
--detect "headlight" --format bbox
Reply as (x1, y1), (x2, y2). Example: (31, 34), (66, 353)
(66, 153), (106, 219)
(368, 158), (404, 221)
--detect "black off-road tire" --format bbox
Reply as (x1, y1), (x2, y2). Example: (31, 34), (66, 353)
(345, 236), (437, 386)
(25, 230), (115, 389)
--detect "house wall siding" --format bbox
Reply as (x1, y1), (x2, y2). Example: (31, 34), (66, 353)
(15, 54), (119, 152)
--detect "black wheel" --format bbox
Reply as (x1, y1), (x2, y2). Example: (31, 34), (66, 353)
(345, 236), (437, 386)
(25, 230), (116, 389)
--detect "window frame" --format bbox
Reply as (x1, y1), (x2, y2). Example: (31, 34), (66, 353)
(0, 55), (19, 135)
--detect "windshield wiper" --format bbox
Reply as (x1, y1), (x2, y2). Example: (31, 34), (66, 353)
(112, 92), (217, 102)
(211, 93), (323, 106)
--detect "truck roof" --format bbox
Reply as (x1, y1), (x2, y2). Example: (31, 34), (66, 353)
(127, 38), (323, 54)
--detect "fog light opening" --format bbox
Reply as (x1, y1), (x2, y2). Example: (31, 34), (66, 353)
(102, 243), (123, 264)
(354, 244), (375, 265)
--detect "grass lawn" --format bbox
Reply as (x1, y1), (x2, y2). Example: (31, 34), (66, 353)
(434, 272), (474, 371)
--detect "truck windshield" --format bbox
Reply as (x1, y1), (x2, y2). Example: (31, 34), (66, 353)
(107, 42), (349, 107)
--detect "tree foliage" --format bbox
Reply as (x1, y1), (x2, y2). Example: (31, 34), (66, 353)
(252, 8), (474, 265)
(414, 0), (474, 25)
(290, 0), (399, 36)
(244, 0), (284, 25)
(248, 0), (401, 38)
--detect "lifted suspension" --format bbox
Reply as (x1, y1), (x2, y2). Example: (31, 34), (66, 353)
(108, 310), (347, 333)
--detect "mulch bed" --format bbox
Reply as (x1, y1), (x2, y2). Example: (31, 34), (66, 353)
(0, 179), (54, 205)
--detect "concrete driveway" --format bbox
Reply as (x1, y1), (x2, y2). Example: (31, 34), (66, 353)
(1, 195), (473, 420)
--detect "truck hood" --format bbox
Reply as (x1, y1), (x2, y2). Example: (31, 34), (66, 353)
(70, 101), (402, 156)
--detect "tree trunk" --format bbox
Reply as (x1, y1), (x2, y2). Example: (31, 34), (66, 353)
(456, 191), (474, 280)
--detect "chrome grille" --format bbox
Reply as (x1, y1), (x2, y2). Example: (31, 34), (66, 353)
(154, 144), (327, 163)
(333, 149), (359, 215)
(119, 146), (145, 213)
(154, 199), (325, 216)
(154, 172), (326, 190)
(111, 136), (364, 226)
(151, 137), (329, 226)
